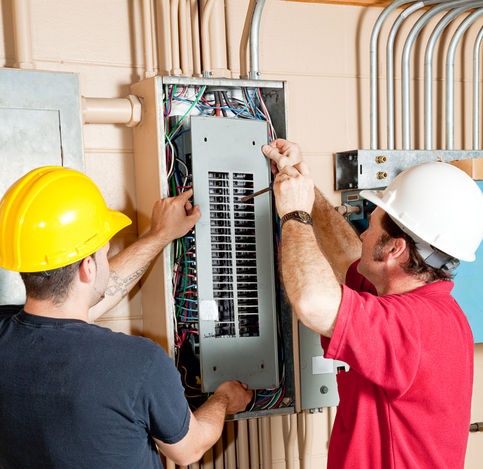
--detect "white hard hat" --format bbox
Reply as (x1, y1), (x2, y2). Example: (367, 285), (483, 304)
(360, 162), (483, 264)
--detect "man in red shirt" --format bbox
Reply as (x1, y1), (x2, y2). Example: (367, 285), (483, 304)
(263, 139), (483, 469)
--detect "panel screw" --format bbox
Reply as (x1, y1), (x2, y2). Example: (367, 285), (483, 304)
(320, 385), (329, 394)
(376, 171), (388, 179)
(375, 155), (387, 164)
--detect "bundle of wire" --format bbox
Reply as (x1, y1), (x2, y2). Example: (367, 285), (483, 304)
(164, 84), (287, 411)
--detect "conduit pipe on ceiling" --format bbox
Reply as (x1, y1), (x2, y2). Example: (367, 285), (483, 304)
(156, 0), (172, 76)
(142, 0), (156, 78)
(12, 0), (34, 69)
(260, 417), (272, 469)
(201, 0), (216, 76)
(248, 418), (260, 469)
(446, 7), (483, 149)
(386, 1), (430, 149)
(473, 27), (483, 149)
(424, 2), (480, 149)
(370, 0), (414, 150)
(249, 0), (267, 80)
(401, 0), (469, 149)
(81, 96), (142, 127)
(285, 413), (298, 469)
(170, 0), (182, 75)
(191, 0), (202, 76)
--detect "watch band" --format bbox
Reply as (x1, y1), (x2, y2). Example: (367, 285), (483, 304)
(281, 210), (313, 228)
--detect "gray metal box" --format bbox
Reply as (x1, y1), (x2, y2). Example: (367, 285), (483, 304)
(190, 116), (279, 392)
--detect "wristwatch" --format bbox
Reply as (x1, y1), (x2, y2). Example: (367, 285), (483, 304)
(281, 210), (313, 228)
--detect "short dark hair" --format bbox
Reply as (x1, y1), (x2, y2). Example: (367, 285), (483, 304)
(378, 212), (453, 283)
(20, 253), (96, 305)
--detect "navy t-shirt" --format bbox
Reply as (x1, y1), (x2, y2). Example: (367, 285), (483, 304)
(0, 305), (190, 469)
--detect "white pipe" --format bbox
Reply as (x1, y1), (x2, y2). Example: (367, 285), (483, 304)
(210, 0), (229, 77)
(248, 418), (260, 469)
(260, 417), (272, 469)
(237, 419), (250, 469)
(156, 0), (172, 75)
(225, 421), (237, 469)
(301, 412), (314, 469)
(240, 0), (256, 79)
(12, 0), (34, 69)
(81, 96), (142, 127)
(170, 0), (182, 75)
(142, 0), (156, 78)
(179, 0), (192, 76)
(165, 459), (175, 469)
(214, 436), (224, 469)
(201, 0), (217, 76)
(190, 0), (202, 77)
(203, 448), (214, 469)
(285, 413), (298, 469)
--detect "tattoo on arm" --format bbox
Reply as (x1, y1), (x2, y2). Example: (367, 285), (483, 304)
(104, 265), (149, 298)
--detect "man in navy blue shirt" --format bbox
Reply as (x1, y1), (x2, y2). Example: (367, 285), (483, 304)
(0, 167), (251, 468)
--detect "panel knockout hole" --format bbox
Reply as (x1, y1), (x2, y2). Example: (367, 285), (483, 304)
(213, 366), (217, 372)
(260, 363), (264, 369)
(252, 141), (256, 145)
(204, 137), (208, 142)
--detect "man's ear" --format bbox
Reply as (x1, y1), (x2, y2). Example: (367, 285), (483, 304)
(387, 237), (408, 262)
(78, 256), (96, 284)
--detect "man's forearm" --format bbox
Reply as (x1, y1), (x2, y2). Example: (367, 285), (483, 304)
(192, 393), (229, 448)
(312, 188), (361, 281)
(88, 232), (170, 322)
(281, 221), (342, 337)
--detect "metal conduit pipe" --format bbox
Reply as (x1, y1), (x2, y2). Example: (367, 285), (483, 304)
(260, 417), (272, 469)
(370, 0), (414, 150)
(201, 0), (217, 76)
(170, 0), (182, 76)
(142, 0), (156, 78)
(446, 7), (483, 149)
(248, 418), (260, 469)
(12, 0), (34, 69)
(191, 0), (202, 77)
(402, 0), (469, 149)
(473, 27), (483, 148)
(424, 2), (481, 149)
(387, 1), (430, 149)
(81, 96), (142, 127)
(249, 0), (267, 80)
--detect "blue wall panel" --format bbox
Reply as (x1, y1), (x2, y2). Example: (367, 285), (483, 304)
(451, 181), (483, 343)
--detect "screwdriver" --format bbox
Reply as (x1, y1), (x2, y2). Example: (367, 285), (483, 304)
(241, 182), (273, 202)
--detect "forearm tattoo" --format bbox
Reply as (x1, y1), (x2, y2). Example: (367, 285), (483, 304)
(104, 265), (149, 298)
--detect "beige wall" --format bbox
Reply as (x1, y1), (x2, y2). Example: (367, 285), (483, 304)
(1, 0), (482, 466)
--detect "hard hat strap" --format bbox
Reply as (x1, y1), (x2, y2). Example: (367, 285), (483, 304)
(388, 215), (459, 272)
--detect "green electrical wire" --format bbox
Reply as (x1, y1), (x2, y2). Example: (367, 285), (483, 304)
(168, 86), (206, 139)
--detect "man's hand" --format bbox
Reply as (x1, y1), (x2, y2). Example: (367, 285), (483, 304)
(273, 164), (315, 218)
(262, 139), (304, 175)
(144, 189), (201, 245)
(213, 381), (253, 415)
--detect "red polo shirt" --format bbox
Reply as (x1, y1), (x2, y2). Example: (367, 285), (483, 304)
(322, 261), (473, 469)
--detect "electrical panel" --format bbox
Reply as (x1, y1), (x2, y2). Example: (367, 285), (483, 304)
(131, 75), (346, 417)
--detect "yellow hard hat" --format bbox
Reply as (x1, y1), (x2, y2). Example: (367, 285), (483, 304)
(0, 166), (132, 272)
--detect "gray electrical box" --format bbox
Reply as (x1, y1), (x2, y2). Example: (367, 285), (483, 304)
(190, 116), (279, 392)
(0, 69), (83, 304)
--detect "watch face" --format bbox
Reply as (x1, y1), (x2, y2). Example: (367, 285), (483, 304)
(296, 211), (312, 223)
